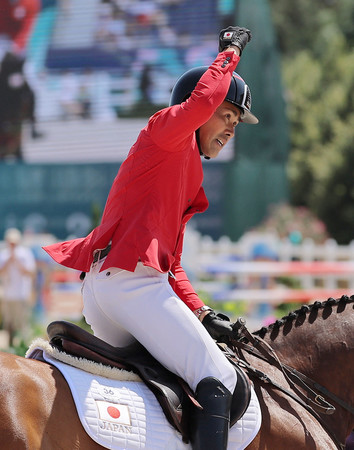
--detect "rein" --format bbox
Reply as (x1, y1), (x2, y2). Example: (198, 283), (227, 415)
(281, 363), (354, 416)
(228, 324), (348, 450)
(235, 327), (336, 414)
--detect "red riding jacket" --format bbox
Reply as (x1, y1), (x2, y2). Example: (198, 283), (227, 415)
(44, 50), (240, 311)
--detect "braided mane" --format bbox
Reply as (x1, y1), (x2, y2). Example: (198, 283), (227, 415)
(253, 294), (354, 339)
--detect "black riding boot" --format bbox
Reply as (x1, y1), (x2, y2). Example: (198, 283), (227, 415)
(190, 377), (232, 450)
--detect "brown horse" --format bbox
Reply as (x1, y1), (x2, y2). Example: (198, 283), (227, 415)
(244, 295), (354, 450)
(0, 295), (352, 449)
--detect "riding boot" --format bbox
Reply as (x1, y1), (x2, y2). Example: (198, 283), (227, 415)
(190, 377), (232, 450)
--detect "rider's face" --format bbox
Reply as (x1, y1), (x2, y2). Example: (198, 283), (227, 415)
(198, 102), (241, 159)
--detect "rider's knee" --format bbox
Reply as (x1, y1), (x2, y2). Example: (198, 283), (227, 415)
(219, 361), (237, 394)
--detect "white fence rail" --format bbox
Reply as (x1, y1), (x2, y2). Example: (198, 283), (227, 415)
(184, 230), (354, 305)
(192, 232), (354, 263)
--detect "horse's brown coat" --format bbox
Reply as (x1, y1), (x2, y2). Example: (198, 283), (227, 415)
(0, 296), (352, 449)
(247, 297), (354, 449)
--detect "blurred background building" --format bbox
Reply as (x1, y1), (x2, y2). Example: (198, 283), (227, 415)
(0, 0), (288, 241)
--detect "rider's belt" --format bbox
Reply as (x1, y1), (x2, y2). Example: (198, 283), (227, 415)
(80, 244), (112, 281)
(92, 244), (111, 263)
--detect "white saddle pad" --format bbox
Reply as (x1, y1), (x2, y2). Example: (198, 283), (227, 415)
(27, 340), (261, 449)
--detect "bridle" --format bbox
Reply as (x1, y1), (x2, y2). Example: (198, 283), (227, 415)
(225, 319), (353, 450)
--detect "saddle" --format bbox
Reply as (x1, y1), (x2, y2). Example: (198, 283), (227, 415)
(44, 321), (252, 443)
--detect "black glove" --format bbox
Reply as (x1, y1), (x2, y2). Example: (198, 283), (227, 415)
(202, 310), (234, 341)
(218, 26), (252, 55)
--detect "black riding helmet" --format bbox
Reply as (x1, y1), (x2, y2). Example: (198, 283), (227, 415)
(169, 66), (259, 124)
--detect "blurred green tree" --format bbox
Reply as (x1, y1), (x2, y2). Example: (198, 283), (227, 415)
(268, 0), (354, 243)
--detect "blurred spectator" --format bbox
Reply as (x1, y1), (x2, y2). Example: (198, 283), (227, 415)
(77, 69), (94, 120)
(0, 51), (43, 159)
(59, 70), (81, 120)
(0, 228), (36, 347)
(249, 242), (278, 289)
(59, 70), (94, 120)
(139, 63), (153, 103)
(0, 51), (27, 159)
(95, 0), (178, 51)
(0, 0), (43, 157)
(249, 242), (278, 325)
(95, 3), (131, 51)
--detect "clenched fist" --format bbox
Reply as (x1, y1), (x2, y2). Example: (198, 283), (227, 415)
(219, 26), (252, 55)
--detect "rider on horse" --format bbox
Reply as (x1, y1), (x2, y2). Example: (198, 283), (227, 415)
(43, 26), (259, 449)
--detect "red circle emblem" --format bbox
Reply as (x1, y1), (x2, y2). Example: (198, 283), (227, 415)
(107, 406), (120, 419)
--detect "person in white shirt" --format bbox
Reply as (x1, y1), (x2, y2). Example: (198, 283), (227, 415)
(0, 228), (36, 347)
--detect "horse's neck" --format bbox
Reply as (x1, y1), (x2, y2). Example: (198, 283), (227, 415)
(261, 301), (354, 440)
(263, 304), (352, 377)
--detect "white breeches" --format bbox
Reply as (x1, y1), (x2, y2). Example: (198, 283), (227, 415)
(82, 260), (237, 393)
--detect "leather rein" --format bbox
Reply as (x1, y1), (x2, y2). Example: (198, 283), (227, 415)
(227, 323), (352, 450)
